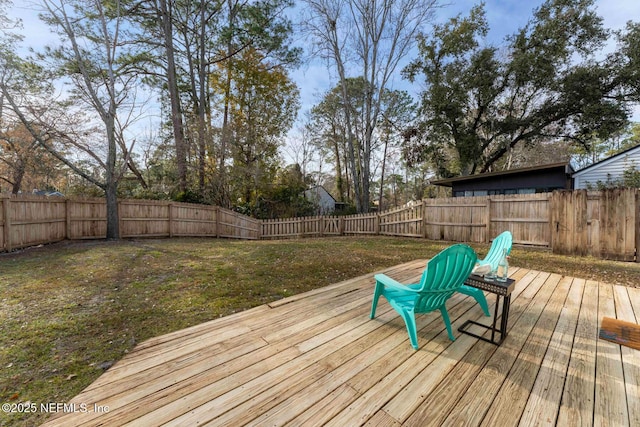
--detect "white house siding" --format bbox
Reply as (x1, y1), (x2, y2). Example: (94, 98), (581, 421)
(573, 146), (640, 189)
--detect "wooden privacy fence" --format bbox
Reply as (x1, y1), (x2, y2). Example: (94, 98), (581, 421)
(261, 194), (551, 244)
(0, 196), (260, 252)
(260, 190), (639, 262)
(550, 188), (638, 261)
(261, 216), (343, 239)
(1, 189), (638, 261)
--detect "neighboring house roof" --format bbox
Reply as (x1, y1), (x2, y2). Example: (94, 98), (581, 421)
(32, 189), (65, 197)
(304, 185), (337, 214)
(304, 185), (336, 202)
(572, 144), (640, 182)
(431, 162), (574, 187)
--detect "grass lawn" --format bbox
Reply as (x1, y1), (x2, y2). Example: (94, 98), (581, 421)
(2, 236), (640, 426)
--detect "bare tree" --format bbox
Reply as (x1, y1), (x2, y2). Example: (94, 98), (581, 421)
(301, 0), (440, 212)
(0, 0), (148, 238)
(286, 114), (318, 180)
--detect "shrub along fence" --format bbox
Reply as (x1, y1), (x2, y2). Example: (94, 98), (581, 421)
(1, 189), (638, 261)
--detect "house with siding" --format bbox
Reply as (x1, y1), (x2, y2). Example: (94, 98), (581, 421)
(431, 162), (574, 197)
(304, 185), (337, 214)
(573, 144), (640, 189)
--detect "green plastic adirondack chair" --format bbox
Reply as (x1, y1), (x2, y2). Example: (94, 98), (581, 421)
(370, 244), (477, 350)
(458, 231), (513, 316)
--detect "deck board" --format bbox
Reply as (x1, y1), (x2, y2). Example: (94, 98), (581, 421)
(41, 261), (638, 427)
(557, 279), (599, 427)
(595, 284), (629, 427)
(519, 276), (584, 427)
(613, 286), (640, 426)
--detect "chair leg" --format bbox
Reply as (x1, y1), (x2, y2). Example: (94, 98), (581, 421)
(398, 309), (419, 350)
(370, 282), (383, 319)
(459, 285), (490, 317)
(439, 307), (456, 341)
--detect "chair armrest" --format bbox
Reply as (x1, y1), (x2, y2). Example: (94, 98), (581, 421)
(374, 274), (418, 292)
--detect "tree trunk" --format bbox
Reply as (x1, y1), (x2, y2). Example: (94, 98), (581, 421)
(332, 138), (344, 202)
(197, 0), (207, 197)
(336, 71), (362, 212)
(378, 133), (389, 211)
(216, 0), (238, 208)
(160, 0), (188, 193)
(104, 180), (119, 239)
(11, 160), (25, 195)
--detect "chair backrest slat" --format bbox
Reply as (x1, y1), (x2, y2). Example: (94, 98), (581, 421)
(482, 231), (513, 269)
(417, 244), (477, 293)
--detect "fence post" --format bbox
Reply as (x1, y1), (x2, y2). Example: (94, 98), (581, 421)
(485, 197), (492, 243)
(339, 216), (345, 235)
(117, 201), (123, 239)
(375, 213), (380, 235)
(256, 217), (262, 240)
(64, 199), (71, 240)
(636, 190), (640, 263)
(168, 203), (174, 238)
(422, 199), (428, 239)
(214, 206), (220, 238)
(549, 192), (555, 253)
(2, 196), (11, 252)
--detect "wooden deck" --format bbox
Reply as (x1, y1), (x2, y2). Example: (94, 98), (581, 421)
(42, 261), (640, 426)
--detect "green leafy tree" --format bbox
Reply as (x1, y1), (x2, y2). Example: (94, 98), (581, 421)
(129, 0), (300, 203)
(621, 164), (640, 188)
(248, 164), (315, 219)
(403, 0), (638, 178)
(570, 122), (640, 169)
(618, 123), (640, 152)
(212, 47), (299, 208)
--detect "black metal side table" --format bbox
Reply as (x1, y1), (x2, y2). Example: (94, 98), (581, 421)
(458, 274), (516, 345)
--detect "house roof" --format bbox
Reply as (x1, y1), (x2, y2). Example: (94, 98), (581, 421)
(431, 162), (574, 187)
(304, 185), (337, 202)
(572, 144), (640, 177)
(32, 189), (65, 197)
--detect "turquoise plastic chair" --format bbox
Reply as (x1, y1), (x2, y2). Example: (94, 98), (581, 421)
(370, 244), (477, 350)
(458, 231), (513, 316)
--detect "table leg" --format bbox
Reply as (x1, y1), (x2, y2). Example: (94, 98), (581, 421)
(500, 295), (511, 340)
(458, 293), (510, 345)
(491, 294), (500, 343)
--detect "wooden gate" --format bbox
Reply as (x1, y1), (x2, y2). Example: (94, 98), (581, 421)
(550, 190), (588, 256)
(551, 189), (637, 261)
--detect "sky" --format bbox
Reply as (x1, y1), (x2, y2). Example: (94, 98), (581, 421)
(7, 0), (640, 163)
(288, 0), (640, 120)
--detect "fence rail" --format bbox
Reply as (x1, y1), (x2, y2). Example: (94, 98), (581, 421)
(1, 189), (638, 262)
